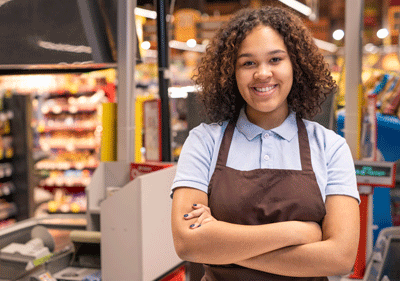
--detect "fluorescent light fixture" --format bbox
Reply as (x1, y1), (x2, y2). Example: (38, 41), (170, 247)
(186, 39), (197, 48)
(313, 38), (338, 53)
(135, 7), (157, 19)
(278, 0), (312, 16)
(134, 7), (173, 21)
(332, 29), (345, 40)
(141, 41), (151, 50)
(168, 86), (199, 98)
(38, 40), (92, 54)
(377, 28), (389, 39)
(169, 40), (206, 52)
(168, 87), (188, 99)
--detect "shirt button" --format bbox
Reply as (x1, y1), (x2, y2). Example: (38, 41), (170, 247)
(263, 133), (269, 138)
(263, 155), (270, 161)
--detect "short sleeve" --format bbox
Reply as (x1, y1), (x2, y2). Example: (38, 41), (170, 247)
(325, 137), (360, 203)
(170, 123), (222, 198)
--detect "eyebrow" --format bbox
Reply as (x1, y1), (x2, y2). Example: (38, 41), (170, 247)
(237, 49), (287, 59)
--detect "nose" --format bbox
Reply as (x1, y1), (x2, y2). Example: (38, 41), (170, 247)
(254, 64), (272, 80)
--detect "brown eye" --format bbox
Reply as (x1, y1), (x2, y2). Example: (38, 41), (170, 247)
(243, 61), (255, 66)
(270, 57), (282, 63)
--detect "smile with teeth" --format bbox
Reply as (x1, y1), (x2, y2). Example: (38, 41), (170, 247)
(253, 85), (277, 92)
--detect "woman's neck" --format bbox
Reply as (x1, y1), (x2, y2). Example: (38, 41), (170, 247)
(245, 106), (290, 130)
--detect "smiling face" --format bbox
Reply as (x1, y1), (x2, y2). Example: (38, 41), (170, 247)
(235, 25), (294, 129)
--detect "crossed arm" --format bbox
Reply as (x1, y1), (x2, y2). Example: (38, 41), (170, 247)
(171, 187), (360, 277)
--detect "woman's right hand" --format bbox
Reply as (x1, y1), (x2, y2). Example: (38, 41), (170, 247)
(183, 203), (217, 229)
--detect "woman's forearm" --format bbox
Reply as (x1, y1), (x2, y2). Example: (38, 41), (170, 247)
(236, 195), (360, 277)
(172, 187), (322, 265)
(173, 219), (321, 265)
(236, 239), (355, 277)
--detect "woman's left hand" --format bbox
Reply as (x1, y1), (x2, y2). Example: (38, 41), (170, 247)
(183, 203), (217, 229)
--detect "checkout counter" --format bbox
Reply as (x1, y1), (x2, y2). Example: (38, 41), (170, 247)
(0, 162), (182, 281)
(3, 157), (400, 281)
(355, 159), (400, 281)
(0, 214), (87, 281)
(363, 226), (400, 281)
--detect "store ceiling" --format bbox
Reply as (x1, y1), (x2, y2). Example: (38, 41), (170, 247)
(137, 0), (341, 16)
(138, 0), (389, 46)
(138, 0), (347, 31)
(0, 0), (93, 65)
(0, 0), (386, 67)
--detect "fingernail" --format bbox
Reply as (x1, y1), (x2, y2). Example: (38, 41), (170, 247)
(193, 204), (197, 206)
(184, 214), (188, 218)
(198, 224), (201, 227)
(190, 224), (195, 228)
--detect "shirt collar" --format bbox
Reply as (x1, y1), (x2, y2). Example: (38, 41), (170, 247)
(271, 111), (298, 141)
(236, 108), (298, 141)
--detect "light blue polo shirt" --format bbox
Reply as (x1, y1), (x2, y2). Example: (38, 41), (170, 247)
(171, 108), (360, 203)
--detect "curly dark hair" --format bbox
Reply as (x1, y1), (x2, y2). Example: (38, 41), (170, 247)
(193, 6), (337, 121)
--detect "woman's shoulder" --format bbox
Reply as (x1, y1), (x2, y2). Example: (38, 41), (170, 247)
(188, 121), (229, 142)
(177, 121), (229, 171)
(302, 119), (348, 153)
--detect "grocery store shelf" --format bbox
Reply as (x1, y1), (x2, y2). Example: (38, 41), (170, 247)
(45, 91), (98, 99)
(35, 161), (98, 171)
(39, 144), (98, 151)
(38, 185), (87, 194)
(41, 105), (98, 114)
(39, 125), (98, 133)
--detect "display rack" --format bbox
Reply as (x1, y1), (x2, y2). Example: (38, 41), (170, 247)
(0, 67), (116, 219)
(0, 91), (36, 228)
(30, 71), (115, 215)
(0, 91), (17, 228)
(33, 85), (102, 193)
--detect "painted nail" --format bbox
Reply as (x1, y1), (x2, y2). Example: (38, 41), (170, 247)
(190, 224), (195, 228)
(198, 224), (201, 227)
(193, 204), (197, 206)
(184, 214), (188, 218)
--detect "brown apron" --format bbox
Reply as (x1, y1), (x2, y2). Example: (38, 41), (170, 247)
(202, 115), (328, 281)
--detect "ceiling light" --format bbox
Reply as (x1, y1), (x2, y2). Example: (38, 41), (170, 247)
(135, 7), (157, 19)
(377, 28), (389, 39)
(313, 38), (338, 53)
(141, 41), (151, 50)
(186, 39), (197, 48)
(169, 40), (205, 52)
(333, 29), (345, 41)
(278, 0), (312, 16)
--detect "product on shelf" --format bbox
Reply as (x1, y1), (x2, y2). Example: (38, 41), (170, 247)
(0, 135), (13, 159)
(363, 70), (400, 119)
(0, 199), (17, 220)
(46, 189), (86, 214)
(0, 182), (15, 197)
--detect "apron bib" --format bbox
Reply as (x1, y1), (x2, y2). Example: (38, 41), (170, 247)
(202, 116), (327, 281)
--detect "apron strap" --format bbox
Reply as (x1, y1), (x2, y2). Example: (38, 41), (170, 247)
(296, 115), (313, 171)
(217, 115), (313, 171)
(216, 120), (236, 166)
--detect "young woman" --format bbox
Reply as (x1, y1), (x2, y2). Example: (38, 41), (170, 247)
(171, 6), (360, 281)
